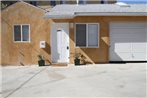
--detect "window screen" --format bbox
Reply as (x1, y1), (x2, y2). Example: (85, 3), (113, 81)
(76, 24), (86, 47)
(50, 1), (56, 6)
(13, 25), (30, 42)
(79, 0), (87, 4)
(22, 25), (29, 41)
(60, 0), (66, 4)
(75, 23), (99, 48)
(88, 24), (98, 47)
(14, 25), (21, 41)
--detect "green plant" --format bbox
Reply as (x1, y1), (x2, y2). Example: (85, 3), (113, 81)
(72, 51), (86, 65)
(74, 53), (83, 65)
(80, 54), (86, 65)
(38, 55), (45, 66)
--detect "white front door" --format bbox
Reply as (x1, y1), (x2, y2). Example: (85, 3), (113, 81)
(110, 22), (147, 61)
(51, 23), (69, 63)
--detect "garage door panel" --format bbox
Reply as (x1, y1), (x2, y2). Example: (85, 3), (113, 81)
(111, 38), (133, 43)
(131, 29), (147, 39)
(110, 29), (133, 38)
(132, 43), (147, 52)
(114, 43), (132, 52)
(133, 53), (147, 61)
(118, 53), (132, 61)
(110, 22), (147, 29)
(111, 29), (146, 39)
(110, 22), (147, 61)
(110, 38), (132, 52)
(110, 52), (132, 61)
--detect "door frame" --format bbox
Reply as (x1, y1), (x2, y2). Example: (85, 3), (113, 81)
(51, 23), (70, 64)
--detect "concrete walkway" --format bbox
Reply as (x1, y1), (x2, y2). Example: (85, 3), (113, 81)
(1, 63), (147, 98)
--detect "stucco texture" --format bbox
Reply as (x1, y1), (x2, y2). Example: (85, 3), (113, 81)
(1, 2), (51, 66)
(68, 16), (147, 64)
(1, 2), (147, 66)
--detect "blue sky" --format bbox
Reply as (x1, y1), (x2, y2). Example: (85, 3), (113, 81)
(118, 0), (147, 4)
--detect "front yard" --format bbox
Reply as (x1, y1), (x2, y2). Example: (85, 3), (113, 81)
(1, 63), (146, 98)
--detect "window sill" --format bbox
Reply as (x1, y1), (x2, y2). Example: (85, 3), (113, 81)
(75, 46), (99, 48)
(13, 41), (31, 43)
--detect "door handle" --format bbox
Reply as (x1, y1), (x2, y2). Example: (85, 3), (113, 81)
(67, 46), (69, 50)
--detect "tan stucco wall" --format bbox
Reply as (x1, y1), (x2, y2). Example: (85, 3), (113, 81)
(1, 2), (147, 65)
(0, 13), (1, 66)
(69, 17), (109, 64)
(67, 16), (147, 64)
(1, 2), (51, 66)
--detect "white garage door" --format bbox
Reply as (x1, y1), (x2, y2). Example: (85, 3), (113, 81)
(110, 22), (147, 61)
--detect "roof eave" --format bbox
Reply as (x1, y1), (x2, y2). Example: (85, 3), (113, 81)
(44, 13), (147, 19)
(44, 15), (75, 19)
(75, 12), (147, 16)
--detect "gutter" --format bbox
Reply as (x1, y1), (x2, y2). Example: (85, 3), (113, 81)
(44, 12), (147, 19)
(74, 12), (147, 16)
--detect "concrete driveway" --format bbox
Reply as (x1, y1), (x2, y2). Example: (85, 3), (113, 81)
(1, 63), (147, 98)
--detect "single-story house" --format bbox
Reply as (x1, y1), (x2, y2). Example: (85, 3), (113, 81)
(1, 1), (147, 66)
(1, 2), (51, 66)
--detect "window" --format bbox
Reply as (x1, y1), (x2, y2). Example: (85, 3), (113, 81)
(75, 23), (99, 48)
(13, 24), (30, 42)
(60, 0), (66, 4)
(14, 25), (21, 41)
(30, 1), (37, 6)
(50, 1), (56, 6)
(76, 24), (86, 47)
(88, 24), (98, 47)
(79, 0), (87, 4)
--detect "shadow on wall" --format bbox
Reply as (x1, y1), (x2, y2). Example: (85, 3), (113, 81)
(109, 40), (147, 62)
(79, 39), (110, 64)
(69, 24), (109, 64)
(42, 42), (52, 64)
(1, 9), (52, 66)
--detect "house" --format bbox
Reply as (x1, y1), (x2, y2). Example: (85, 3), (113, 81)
(1, 2), (51, 66)
(1, 0), (117, 11)
(1, 1), (147, 66)
(45, 2), (147, 64)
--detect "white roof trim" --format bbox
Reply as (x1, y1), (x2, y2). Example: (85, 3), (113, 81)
(45, 12), (147, 19)
(44, 15), (74, 19)
(44, 4), (147, 19)
(75, 12), (147, 16)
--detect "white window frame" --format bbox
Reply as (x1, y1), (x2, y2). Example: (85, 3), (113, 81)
(13, 24), (30, 43)
(75, 23), (100, 48)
